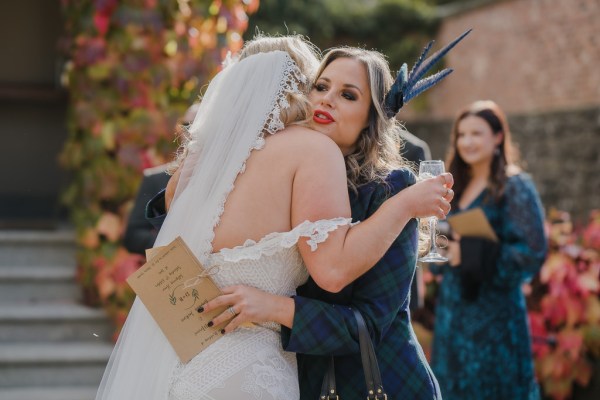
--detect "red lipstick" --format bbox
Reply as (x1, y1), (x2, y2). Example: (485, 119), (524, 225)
(313, 109), (335, 124)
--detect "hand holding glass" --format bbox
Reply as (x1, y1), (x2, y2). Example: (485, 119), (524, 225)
(418, 160), (448, 263)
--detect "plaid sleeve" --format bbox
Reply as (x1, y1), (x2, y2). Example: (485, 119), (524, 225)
(282, 169), (419, 355)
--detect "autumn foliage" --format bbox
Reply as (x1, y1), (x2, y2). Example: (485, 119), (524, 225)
(527, 210), (600, 399)
(59, 0), (258, 336)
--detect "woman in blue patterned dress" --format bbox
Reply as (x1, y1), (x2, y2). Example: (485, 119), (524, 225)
(431, 100), (547, 400)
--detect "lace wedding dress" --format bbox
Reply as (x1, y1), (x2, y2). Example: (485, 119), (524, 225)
(169, 218), (351, 399)
(96, 51), (350, 400)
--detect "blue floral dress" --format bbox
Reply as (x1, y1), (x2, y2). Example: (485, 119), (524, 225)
(431, 173), (547, 400)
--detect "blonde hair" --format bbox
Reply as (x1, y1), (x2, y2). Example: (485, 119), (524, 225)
(240, 34), (320, 128)
(240, 34), (320, 83)
(316, 48), (406, 192)
(170, 35), (320, 173)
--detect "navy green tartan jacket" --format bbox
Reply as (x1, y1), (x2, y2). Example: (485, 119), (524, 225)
(281, 168), (442, 400)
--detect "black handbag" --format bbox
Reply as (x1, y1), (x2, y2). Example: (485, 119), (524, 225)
(319, 308), (387, 400)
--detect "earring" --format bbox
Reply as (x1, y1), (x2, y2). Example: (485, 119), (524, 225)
(494, 147), (500, 156)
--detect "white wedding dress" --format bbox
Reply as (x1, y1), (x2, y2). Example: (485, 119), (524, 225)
(96, 51), (351, 400)
(169, 218), (350, 399)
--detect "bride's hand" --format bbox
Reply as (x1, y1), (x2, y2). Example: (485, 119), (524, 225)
(400, 172), (454, 220)
(199, 285), (294, 333)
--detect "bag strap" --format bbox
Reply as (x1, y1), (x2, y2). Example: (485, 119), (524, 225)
(353, 309), (386, 399)
(318, 309), (387, 400)
(319, 356), (338, 400)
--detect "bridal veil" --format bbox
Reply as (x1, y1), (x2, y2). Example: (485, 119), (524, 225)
(96, 50), (307, 399)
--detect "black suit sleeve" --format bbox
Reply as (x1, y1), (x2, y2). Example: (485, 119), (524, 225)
(123, 173), (169, 255)
(145, 189), (167, 231)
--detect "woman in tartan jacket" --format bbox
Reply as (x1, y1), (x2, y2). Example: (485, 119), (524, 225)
(200, 46), (446, 399)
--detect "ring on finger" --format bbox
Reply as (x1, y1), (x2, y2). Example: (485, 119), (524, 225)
(227, 306), (237, 317)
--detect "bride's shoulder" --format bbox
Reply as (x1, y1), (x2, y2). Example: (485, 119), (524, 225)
(270, 126), (342, 157)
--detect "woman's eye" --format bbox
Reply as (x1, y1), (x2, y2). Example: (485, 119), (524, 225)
(342, 92), (356, 101)
(314, 83), (327, 92)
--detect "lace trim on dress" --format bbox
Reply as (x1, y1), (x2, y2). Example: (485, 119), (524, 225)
(197, 53), (308, 260)
(212, 217), (354, 263)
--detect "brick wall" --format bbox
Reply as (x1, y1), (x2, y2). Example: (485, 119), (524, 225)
(402, 0), (599, 222)
(403, 0), (600, 121)
(406, 106), (600, 223)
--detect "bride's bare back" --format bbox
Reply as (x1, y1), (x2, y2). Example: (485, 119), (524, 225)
(211, 125), (350, 253)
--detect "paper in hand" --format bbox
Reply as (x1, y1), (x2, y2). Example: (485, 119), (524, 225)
(446, 208), (498, 242)
(129, 236), (227, 362)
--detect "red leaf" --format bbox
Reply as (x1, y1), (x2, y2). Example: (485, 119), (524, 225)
(540, 253), (571, 285)
(541, 295), (566, 328)
(582, 212), (600, 249)
(93, 12), (110, 36)
(529, 312), (549, 357)
(112, 248), (144, 284)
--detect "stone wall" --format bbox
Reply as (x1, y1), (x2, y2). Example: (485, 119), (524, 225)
(406, 106), (600, 223)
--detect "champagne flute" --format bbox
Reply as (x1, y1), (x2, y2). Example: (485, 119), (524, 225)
(418, 160), (448, 263)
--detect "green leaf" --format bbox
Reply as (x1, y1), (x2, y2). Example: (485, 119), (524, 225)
(87, 63), (112, 80)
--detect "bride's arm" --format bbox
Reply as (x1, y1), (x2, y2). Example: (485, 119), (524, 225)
(292, 134), (451, 292)
(200, 168), (441, 333)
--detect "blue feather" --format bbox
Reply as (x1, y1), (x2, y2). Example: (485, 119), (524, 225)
(399, 63), (408, 91)
(408, 40), (434, 84)
(408, 29), (472, 88)
(404, 69), (454, 103)
(383, 29), (471, 119)
(384, 63), (409, 118)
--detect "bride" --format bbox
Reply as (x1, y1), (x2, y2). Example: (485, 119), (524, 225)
(96, 42), (451, 399)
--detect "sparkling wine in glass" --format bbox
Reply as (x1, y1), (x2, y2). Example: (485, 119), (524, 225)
(418, 160), (448, 263)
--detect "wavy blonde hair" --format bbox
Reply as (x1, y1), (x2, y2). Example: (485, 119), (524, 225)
(316, 48), (407, 192)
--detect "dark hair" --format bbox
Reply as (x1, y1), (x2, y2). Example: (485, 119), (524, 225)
(446, 100), (521, 206)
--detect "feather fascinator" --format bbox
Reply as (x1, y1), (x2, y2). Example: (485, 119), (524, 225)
(384, 29), (472, 119)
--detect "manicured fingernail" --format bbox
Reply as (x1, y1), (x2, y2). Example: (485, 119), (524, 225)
(197, 306), (204, 313)
(220, 329), (226, 334)
(207, 321), (213, 327)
